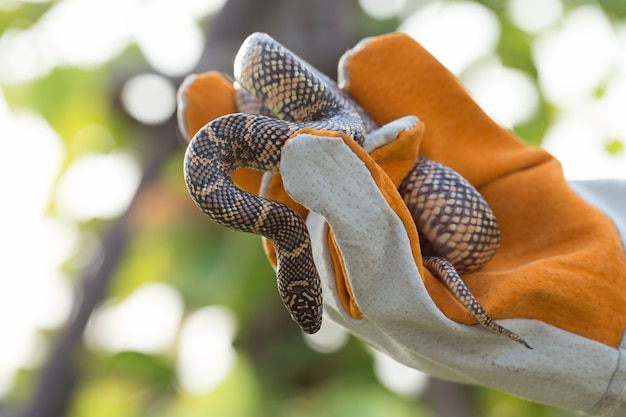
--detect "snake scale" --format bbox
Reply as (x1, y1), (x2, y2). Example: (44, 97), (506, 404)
(184, 33), (531, 349)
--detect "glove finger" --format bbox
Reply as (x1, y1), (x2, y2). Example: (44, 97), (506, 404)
(282, 131), (472, 332)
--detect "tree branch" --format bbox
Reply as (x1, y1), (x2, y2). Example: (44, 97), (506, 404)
(20, 1), (369, 416)
(20, 118), (180, 417)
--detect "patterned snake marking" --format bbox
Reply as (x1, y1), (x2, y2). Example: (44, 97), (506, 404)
(184, 33), (531, 349)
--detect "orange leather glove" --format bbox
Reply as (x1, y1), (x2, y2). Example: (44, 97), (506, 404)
(178, 33), (626, 415)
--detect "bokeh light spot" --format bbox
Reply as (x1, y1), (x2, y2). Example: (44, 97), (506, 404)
(176, 306), (238, 395)
(55, 152), (141, 221)
(359, 0), (406, 20)
(36, 0), (137, 68)
(134, 0), (205, 77)
(373, 350), (429, 398)
(543, 114), (626, 179)
(174, 0), (228, 19)
(0, 28), (51, 84)
(595, 74), (626, 141)
(121, 73), (177, 125)
(508, 0), (563, 33)
(85, 283), (184, 354)
(463, 60), (539, 127)
(533, 6), (616, 106)
(399, 1), (500, 75)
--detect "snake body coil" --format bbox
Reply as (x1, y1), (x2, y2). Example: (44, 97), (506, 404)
(184, 33), (530, 348)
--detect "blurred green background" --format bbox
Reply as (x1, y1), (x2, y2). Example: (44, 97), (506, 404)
(1, 0), (625, 416)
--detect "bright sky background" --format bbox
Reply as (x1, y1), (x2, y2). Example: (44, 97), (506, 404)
(0, 0), (625, 401)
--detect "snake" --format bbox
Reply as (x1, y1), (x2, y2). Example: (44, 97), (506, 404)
(184, 33), (531, 349)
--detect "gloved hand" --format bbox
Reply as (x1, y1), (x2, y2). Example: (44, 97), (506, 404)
(178, 33), (626, 416)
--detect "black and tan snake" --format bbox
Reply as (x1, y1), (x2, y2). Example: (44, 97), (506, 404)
(184, 33), (531, 349)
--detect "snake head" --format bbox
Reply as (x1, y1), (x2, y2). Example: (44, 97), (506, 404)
(276, 260), (323, 334)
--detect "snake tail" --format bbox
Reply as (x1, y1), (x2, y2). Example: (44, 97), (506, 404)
(423, 257), (532, 349)
(400, 158), (530, 348)
(184, 114), (323, 333)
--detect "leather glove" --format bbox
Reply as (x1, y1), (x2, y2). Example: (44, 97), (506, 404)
(178, 33), (626, 416)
